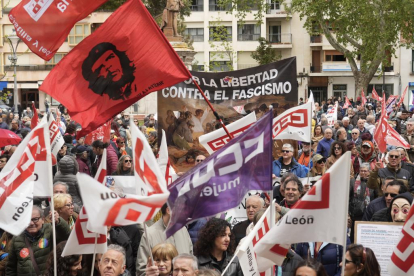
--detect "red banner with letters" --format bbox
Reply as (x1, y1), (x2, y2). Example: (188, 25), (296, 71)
(9, 0), (108, 60)
(84, 120), (111, 145)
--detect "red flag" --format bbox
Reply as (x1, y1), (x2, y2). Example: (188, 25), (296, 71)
(397, 86), (409, 109)
(361, 89), (367, 106)
(343, 96), (352, 109)
(9, 0), (107, 60)
(84, 120), (112, 145)
(371, 87), (382, 101)
(375, 94), (388, 153)
(30, 102), (38, 129)
(40, 0), (191, 138)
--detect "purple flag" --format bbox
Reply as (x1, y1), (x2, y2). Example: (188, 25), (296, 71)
(166, 111), (273, 237)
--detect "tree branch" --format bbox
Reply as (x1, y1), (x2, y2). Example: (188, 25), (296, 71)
(343, 33), (362, 49)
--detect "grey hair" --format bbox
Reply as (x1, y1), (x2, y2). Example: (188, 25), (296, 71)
(321, 117), (328, 125)
(360, 163), (370, 170)
(149, 131), (157, 138)
(106, 244), (126, 266)
(366, 115), (375, 124)
(53, 182), (69, 193)
(198, 269), (220, 276)
(32, 205), (44, 218)
(246, 195), (264, 208)
(282, 143), (293, 152)
(173, 253), (198, 271)
(342, 117), (350, 121)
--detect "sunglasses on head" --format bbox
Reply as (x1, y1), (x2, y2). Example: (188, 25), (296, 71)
(384, 192), (398, 198)
(124, 159), (132, 163)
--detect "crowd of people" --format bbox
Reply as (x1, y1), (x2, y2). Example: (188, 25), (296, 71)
(0, 94), (409, 276)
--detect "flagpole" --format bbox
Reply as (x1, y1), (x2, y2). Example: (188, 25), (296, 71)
(341, 156), (351, 275)
(91, 234), (98, 276)
(49, 197), (57, 276)
(144, 223), (154, 266)
(192, 79), (233, 139)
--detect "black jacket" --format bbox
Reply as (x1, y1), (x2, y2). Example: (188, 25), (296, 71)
(362, 197), (386, 221)
(197, 252), (242, 276)
(232, 219), (250, 247)
(370, 208), (389, 222)
(109, 227), (135, 275)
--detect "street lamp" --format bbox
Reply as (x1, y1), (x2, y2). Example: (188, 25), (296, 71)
(7, 34), (20, 113)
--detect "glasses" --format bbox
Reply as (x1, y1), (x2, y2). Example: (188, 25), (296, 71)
(282, 150), (292, 153)
(31, 217), (41, 223)
(124, 160), (132, 163)
(344, 259), (354, 265)
(352, 133), (358, 135)
(384, 193), (398, 198)
(389, 155), (400, 159)
(334, 147), (341, 150)
(196, 159), (204, 163)
(118, 142), (125, 144)
(64, 203), (74, 208)
(317, 159), (326, 164)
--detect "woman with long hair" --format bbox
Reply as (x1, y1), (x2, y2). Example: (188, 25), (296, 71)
(195, 218), (242, 276)
(112, 155), (133, 175)
(326, 141), (354, 177)
(341, 244), (380, 276)
(312, 125), (324, 151)
(45, 241), (83, 276)
(146, 243), (179, 276)
(294, 259), (328, 276)
(347, 142), (360, 176)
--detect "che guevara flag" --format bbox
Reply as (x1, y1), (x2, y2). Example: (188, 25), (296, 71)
(40, 0), (191, 138)
(9, 0), (108, 60)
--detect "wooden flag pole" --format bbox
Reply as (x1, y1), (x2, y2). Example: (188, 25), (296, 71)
(192, 79), (233, 140)
(90, 234), (98, 276)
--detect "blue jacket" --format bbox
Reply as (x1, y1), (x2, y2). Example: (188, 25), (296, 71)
(316, 138), (334, 158)
(273, 157), (307, 178)
(295, 240), (350, 276)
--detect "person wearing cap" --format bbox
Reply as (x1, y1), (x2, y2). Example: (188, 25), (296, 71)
(297, 141), (315, 168)
(358, 141), (377, 171)
(75, 145), (91, 176)
(367, 149), (413, 196)
(308, 154), (326, 177)
(403, 118), (414, 161)
(370, 192), (413, 223)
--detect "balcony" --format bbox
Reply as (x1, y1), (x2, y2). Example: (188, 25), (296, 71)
(4, 64), (55, 71)
(238, 34), (261, 41)
(266, 1), (291, 17)
(268, 33), (292, 48)
(190, 5), (203, 11)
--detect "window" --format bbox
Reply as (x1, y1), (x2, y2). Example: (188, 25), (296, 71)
(238, 24), (260, 41)
(192, 65), (205, 71)
(68, 24), (90, 46)
(184, 28), (204, 42)
(209, 26), (232, 41)
(269, 25), (281, 43)
(209, 61), (231, 72)
(46, 53), (66, 65)
(190, 0), (203, 11)
(368, 84), (393, 98)
(325, 51), (346, 62)
(209, 0), (231, 11)
(333, 84), (347, 99)
(269, 0), (280, 10)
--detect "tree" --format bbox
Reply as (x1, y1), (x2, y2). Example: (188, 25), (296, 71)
(208, 19), (236, 72)
(221, 0), (414, 95)
(251, 37), (281, 65)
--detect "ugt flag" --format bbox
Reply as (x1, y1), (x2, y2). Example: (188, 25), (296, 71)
(9, 0), (107, 60)
(272, 101), (312, 142)
(40, 0), (191, 138)
(255, 152), (351, 265)
(387, 200), (414, 275)
(0, 119), (51, 235)
(166, 111), (273, 237)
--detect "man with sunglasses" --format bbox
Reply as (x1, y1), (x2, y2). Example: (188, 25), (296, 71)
(350, 129), (362, 146)
(367, 149), (412, 195)
(6, 206), (71, 275)
(363, 179), (408, 221)
(273, 144), (307, 178)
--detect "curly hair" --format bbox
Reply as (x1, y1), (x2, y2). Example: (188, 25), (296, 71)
(329, 141), (346, 157)
(194, 218), (235, 257)
(45, 241), (82, 276)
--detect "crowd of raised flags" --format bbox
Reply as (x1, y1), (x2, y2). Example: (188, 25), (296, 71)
(0, 0), (412, 276)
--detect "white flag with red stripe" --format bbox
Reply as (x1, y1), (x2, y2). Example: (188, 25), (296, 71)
(273, 101), (312, 141)
(48, 115), (64, 167)
(61, 207), (107, 256)
(326, 102), (338, 127)
(157, 130), (177, 187)
(236, 204), (288, 276)
(95, 148), (107, 183)
(387, 200), (414, 275)
(0, 119), (51, 235)
(256, 152), (351, 265)
(361, 89), (367, 106)
(199, 112), (256, 154)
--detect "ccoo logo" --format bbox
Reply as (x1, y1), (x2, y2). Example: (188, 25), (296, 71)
(24, 0), (54, 22)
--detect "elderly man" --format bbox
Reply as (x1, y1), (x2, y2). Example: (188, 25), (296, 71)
(342, 117), (353, 140)
(136, 203), (193, 276)
(6, 206), (71, 276)
(173, 254), (199, 276)
(273, 144), (307, 178)
(233, 195), (264, 246)
(367, 149), (413, 195)
(357, 119), (369, 135)
(350, 128), (362, 146)
(316, 128), (334, 158)
(99, 244), (127, 276)
(336, 127), (348, 143)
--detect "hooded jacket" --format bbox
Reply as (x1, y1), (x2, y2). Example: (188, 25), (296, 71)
(53, 155), (82, 207)
(371, 192), (413, 222)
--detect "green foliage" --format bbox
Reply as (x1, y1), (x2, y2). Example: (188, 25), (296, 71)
(251, 37), (281, 65)
(208, 20), (236, 72)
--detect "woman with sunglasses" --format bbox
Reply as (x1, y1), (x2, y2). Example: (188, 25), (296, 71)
(309, 154), (326, 177)
(340, 244), (380, 276)
(326, 141), (354, 177)
(48, 194), (77, 229)
(112, 155), (133, 176)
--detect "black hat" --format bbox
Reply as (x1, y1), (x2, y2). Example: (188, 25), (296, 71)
(76, 145), (88, 154)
